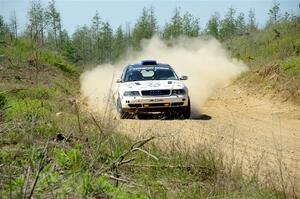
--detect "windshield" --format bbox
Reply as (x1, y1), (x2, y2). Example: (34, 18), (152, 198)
(124, 67), (178, 82)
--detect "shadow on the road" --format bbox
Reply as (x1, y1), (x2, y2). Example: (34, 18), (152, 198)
(190, 114), (212, 120)
(135, 113), (212, 120)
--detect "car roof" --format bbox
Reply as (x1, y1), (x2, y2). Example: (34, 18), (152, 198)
(127, 63), (172, 69)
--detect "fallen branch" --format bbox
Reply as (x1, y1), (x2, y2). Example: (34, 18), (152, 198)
(115, 136), (157, 167)
(131, 147), (158, 161)
(100, 136), (156, 187)
(102, 173), (141, 188)
(119, 158), (135, 166)
(103, 174), (130, 184)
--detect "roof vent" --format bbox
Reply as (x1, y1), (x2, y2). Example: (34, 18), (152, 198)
(141, 60), (157, 65)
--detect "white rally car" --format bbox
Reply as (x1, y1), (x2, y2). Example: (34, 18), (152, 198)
(115, 60), (190, 119)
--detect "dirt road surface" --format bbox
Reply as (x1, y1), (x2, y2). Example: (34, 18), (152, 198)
(115, 84), (300, 191)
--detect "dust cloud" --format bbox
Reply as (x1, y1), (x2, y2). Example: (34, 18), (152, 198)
(80, 36), (248, 116)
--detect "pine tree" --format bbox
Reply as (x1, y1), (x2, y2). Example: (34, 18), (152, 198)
(163, 8), (183, 39)
(9, 10), (18, 40)
(182, 12), (200, 37)
(132, 7), (157, 49)
(72, 25), (92, 64)
(219, 7), (236, 40)
(0, 15), (10, 40)
(27, 0), (47, 43)
(268, 0), (281, 25)
(247, 9), (257, 32)
(124, 22), (132, 52)
(60, 29), (77, 62)
(100, 21), (113, 63)
(148, 6), (157, 37)
(113, 25), (126, 61)
(45, 0), (61, 47)
(91, 11), (102, 62)
(206, 12), (220, 39)
(235, 12), (246, 35)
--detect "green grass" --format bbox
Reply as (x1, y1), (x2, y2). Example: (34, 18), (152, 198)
(227, 19), (300, 104)
(281, 56), (300, 76)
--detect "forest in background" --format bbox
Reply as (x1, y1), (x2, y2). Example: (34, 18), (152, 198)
(1, 0), (298, 65)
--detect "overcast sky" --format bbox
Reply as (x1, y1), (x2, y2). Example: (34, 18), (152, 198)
(0, 0), (299, 34)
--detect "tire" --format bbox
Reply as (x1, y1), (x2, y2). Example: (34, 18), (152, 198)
(181, 98), (191, 119)
(117, 97), (131, 119)
(137, 114), (151, 120)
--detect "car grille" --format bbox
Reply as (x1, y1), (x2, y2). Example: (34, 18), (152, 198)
(171, 102), (184, 106)
(128, 104), (142, 108)
(141, 90), (170, 96)
(144, 103), (167, 107)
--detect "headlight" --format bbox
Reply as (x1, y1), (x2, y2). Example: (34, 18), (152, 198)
(172, 89), (186, 95)
(123, 91), (140, 96)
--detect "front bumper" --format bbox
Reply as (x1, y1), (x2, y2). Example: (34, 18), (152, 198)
(120, 95), (188, 113)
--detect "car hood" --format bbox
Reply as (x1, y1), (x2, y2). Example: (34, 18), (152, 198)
(119, 80), (187, 92)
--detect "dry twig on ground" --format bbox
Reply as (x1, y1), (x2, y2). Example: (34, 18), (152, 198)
(99, 136), (157, 186)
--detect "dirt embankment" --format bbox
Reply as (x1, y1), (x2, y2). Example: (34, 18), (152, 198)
(115, 83), (300, 191)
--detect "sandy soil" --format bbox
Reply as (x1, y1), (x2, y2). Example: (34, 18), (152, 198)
(115, 84), (300, 191)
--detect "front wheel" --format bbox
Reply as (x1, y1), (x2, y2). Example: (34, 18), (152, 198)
(117, 97), (132, 119)
(181, 98), (191, 119)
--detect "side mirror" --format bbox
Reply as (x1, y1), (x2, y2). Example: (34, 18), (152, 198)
(116, 78), (122, 83)
(180, 75), (188, 80)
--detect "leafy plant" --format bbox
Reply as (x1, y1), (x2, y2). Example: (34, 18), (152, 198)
(67, 147), (81, 170)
